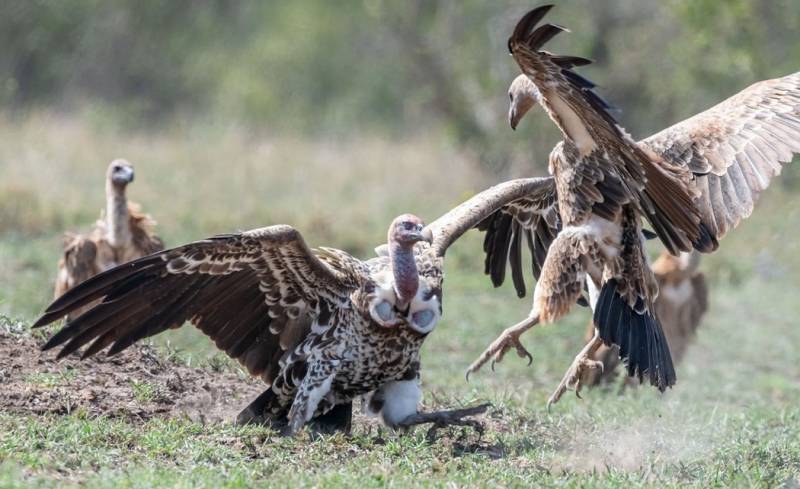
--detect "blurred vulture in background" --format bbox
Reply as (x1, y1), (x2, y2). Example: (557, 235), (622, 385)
(35, 178), (553, 436)
(581, 251), (708, 387)
(54, 159), (163, 320)
(468, 5), (800, 405)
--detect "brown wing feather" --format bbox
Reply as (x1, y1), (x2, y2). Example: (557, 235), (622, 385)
(54, 234), (99, 299)
(507, 6), (702, 253)
(476, 178), (559, 297)
(643, 72), (800, 248)
(128, 202), (165, 256)
(425, 177), (554, 258)
(35, 225), (358, 385)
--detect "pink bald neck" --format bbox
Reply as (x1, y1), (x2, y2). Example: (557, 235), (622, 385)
(388, 235), (419, 311)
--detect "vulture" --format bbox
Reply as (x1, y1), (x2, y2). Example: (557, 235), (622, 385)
(467, 4), (800, 406)
(34, 178), (551, 436)
(582, 251), (708, 387)
(54, 159), (163, 320)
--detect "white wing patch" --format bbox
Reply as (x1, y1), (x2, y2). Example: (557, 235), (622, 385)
(546, 90), (598, 156)
(303, 373), (336, 422)
(368, 269), (400, 327)
(405, 283), (441, 334)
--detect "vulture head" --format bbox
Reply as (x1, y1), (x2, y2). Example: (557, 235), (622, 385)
(388, 214), (433, 248)
(368, 215), (433, 329)
(508, 74), (541, 130)
(107, 159), (135, 188)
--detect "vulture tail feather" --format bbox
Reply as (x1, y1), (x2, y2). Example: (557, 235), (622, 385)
(594, 279), (676, 391)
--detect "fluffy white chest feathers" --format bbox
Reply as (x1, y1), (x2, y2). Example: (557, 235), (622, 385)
(367, 269), (441, 334)
(561, 216), (622, 260)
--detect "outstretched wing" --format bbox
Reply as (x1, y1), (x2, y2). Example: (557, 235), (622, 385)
(425, 177), (557, 297)
(34, 225), (359, 385)
(507, 5), (702, 254)
(643, 72), (800, 249)
(477, 181), (559, 298)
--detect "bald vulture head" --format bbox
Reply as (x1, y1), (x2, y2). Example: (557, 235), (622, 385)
(106, 159), (135, 189)
(388, 214), (433, 249)
(508, 74), (541, 130)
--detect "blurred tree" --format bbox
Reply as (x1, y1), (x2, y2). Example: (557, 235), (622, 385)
(0, 0), (797, 174)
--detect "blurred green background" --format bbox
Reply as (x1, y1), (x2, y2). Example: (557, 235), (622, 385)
(1, 2), (800, 486)
(1, 0), (799, 170)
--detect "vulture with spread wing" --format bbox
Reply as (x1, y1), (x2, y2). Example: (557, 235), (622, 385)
(467, 5), (800, 405)
(54, 159), (163, 320)
(35, 178), (550, 435)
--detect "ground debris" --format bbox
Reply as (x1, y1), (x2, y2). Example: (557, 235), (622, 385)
(0, 329), (263, 423)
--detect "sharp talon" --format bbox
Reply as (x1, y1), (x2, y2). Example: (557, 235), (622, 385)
(575, 390), (582, 400)
(464, 370), (471, 382)
(491, 359), (497, 372)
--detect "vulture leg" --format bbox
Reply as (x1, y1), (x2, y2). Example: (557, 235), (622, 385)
(308, 402), (353, 435)
(396, 403), (490, 442)
(236, 388), (283, 427)
(465, 314), (540, 379)
(547, 328), (604, 408)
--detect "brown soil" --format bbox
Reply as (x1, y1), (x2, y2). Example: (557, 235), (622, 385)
(0, 328), (264, 423)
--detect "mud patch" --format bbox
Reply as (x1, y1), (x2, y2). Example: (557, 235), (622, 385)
(0, 328), (264, 423)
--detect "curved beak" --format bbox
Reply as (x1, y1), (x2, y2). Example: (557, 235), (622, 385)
(420, 226), (434, 244)
(509, 105), (519, 131)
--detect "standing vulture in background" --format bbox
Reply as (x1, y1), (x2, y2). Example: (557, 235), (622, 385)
(54, 159), (163, 320)
(34, 178), (553, 436)
(468, 5), (800, 406)
(581, 251), (708, 387)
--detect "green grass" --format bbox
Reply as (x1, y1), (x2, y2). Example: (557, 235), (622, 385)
(1, 113), (800, 487)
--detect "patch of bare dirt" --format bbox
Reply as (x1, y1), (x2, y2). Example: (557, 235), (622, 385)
(0, 329), (264, 423)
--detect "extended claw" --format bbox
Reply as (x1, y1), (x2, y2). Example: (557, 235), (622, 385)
(465, 315), (540, 381)
(547, 346), (604, 409)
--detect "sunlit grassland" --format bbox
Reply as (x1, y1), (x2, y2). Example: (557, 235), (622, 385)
(1, 113), (799, 487)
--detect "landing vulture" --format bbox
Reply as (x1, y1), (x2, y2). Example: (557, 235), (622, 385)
(467, 5), (800, 405)
(54, 159), (163, 320)
(34, 178), (549, 435)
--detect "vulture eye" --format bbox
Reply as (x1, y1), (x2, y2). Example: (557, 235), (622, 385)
(402, 222), (415, 230)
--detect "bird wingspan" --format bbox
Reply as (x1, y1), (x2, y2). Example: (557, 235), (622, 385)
(643, 71), (800, 249)
(34, 225), (360, 385)
(507, 5), (702, 254)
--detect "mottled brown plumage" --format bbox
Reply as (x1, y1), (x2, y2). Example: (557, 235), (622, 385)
(54, 160), (163, 320)
(36, 178), (551, 435)
(468, 6), (799, 405)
